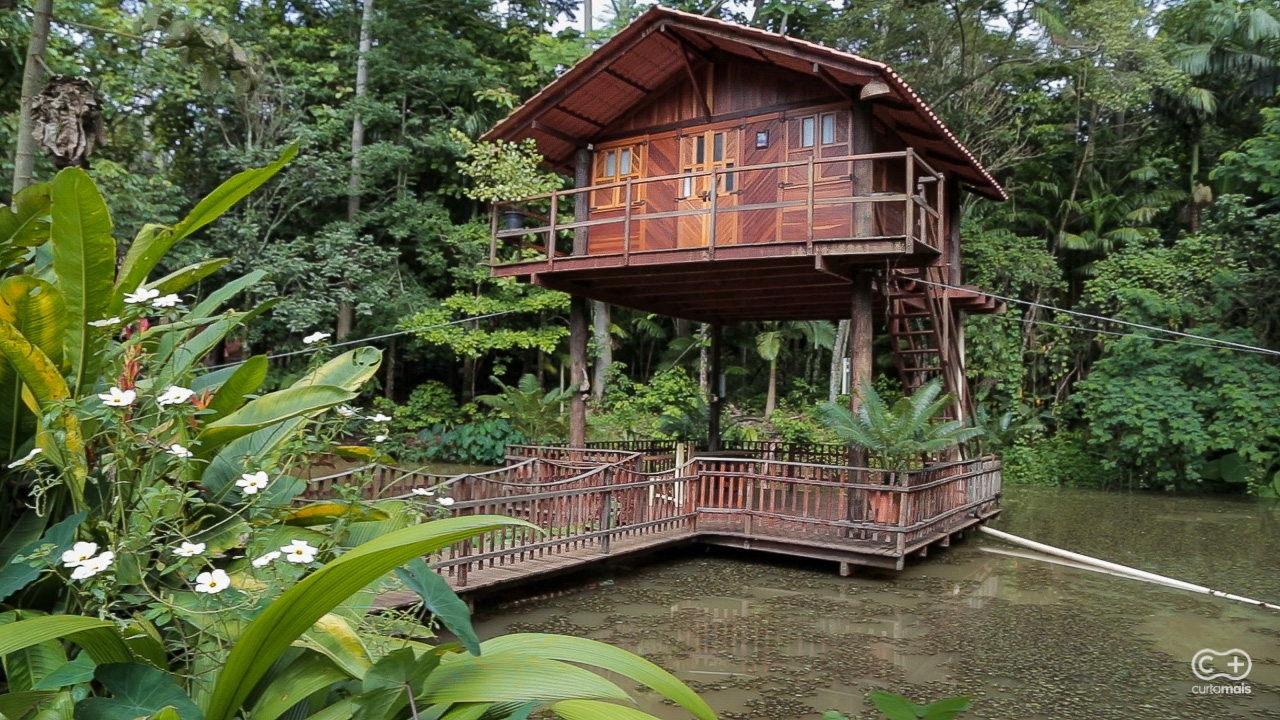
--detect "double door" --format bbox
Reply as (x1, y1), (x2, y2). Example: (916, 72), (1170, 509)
(676, 127), (740, 248)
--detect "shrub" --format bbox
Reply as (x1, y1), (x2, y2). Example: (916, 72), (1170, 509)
(420, 419), (526, 465)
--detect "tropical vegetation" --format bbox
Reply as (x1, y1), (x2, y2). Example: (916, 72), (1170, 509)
(0, 161), (715, 720)
(3, 0), (1280, 491)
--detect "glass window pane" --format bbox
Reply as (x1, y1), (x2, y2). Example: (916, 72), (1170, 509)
(620, 148), (631, 175)
(714, 133), (724, 162)
(724, 163), (735, 192)
(802, 118), (815, 148)
(682, 173), (693, 198)
(696, 135), (706, 164)
(821, 114), (835, 145)
(605, 151), (616, 178)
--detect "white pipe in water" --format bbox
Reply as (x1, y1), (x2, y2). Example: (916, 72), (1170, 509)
(978, 525), (1280, 612)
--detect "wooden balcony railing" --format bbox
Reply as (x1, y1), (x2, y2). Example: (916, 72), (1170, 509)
(490, 148), (946, 269)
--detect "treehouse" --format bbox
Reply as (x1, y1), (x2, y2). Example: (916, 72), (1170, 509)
(470, 7), (1005, 572)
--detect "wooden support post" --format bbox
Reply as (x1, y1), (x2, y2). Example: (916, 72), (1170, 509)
(569, 295), (589, 447)
(851, 100), (874, 237)
(708, 323), (723, 452)
(600, 467), (613, 555)
(848, 270), (873, 468)
(574, 146), (591, 256)
(947, 178), (962, 285)
(839, 561), (852, 577)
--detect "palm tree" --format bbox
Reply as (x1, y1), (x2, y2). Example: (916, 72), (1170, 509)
(756, 320), (835, 417)
(476, 374), (573, 441)
(818, 378), (983, 472)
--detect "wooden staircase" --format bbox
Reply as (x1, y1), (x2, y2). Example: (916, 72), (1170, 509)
(883, 267), (976, 422)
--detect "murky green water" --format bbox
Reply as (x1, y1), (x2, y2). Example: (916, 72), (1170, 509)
(471, 486), (1280, 719)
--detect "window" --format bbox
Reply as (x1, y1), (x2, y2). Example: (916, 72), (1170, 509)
(695, 135), (706, 164)
(723, 163), (736, 193)
(681, 173), (694, 198)
(714, 133), (724, 162)
(592, 144), (641, 208)
(801, 117), (815, 148)
(821, 114), (835, 145)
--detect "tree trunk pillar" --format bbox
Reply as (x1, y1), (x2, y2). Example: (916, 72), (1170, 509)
(569, 295), (589, 447)
(852, 100), (875, 238)
(12, 0), (53, 195)
(708, 323), (723, 452)
(573, 146), (591, 255)
(849, 269), (874, 467)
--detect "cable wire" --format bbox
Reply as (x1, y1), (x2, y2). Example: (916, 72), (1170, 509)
(908, 276), (1280, 358)
(204, 310), (520, 370)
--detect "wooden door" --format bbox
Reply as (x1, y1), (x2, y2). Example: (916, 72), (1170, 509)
(780, 109), (855, 242)
(676, 131), (709, 248)
(676, 128), (742, 248)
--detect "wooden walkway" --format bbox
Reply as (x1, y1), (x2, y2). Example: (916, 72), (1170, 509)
(303, 444), (1003, 604)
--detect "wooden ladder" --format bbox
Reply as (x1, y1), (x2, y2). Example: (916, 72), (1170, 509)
(884, 268), (969, 422)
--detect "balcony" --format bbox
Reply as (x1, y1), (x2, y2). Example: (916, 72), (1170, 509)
(490, 149), (948, 275)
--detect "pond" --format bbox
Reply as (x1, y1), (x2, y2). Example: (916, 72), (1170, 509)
(470, 486), (1280, 719)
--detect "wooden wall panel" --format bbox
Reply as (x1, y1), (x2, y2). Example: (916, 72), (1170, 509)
(607, 59), (833, 137)
(641, 132), (679, 251)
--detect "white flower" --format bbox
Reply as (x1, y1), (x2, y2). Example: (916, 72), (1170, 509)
(151, 293), (181, 308)
(156, 385), (195, 406)
(166, 444), (194, 459)
(236, 471), (270, 495)
(302, 331), (331, 345)
(193, 568), (231, 594)
(369, 413), (392, 423)
(61, 541), (99, 568)
(438, 497), (456, 507)
(281, 539), (318, 564)
(123, 287), (160, 305)
(70, 551), (114, 580)
(411, 487), (435, 496)
(7, 447), (43, 469)
(251, 551), (281, 568)
(173, 541), (206, 557)
(98, 387), (137, 408)
(88, 317), (122, 328)
(373, 434), (388, 443)
(336, 405), (357, 418)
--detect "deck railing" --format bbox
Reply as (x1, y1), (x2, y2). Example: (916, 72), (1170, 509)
(301, 446), (1001, 585)
(490, 148), (945, 268)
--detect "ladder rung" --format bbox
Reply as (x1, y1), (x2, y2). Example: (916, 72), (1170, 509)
(892, 330), (937, 336)
(897, 349), (939, 355)
(887, 313), (930, 319)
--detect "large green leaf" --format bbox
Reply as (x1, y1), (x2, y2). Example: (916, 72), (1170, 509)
(295, 614), (373, 679)
(203, 515), (534, 720)
(479, 635), (716, 720)
(0, 182), (52, 248)
(248, 651), (349, 720)
(147, 258), (232, 297)
(116, 145), (297, 295)
(0, 512), (85, 602)
(0, 319), (84, 502)
(1, 619), (66, 692)
(0, 275), (66, 462)
(395, 558), (481, 656)
(156, 304), (273, 379)
(0, 689), (58, 718)
(30, 689), (75, 720)
(196, 384), (355, 456)
(0, 512), (46, 569)
(0, 616), (137, 666)
(201, 348), (381, 493)
(50, 167), (115, 396)
(204, 355), (268, 422)
(551, 701), (668, 720)
(76, 663), (204, 720)
(188, 270), (268, 320)
(34, 652), (97, 690)
(418, 656), (629, 705)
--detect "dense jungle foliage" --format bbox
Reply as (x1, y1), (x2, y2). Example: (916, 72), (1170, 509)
(5, 0), (1280, 494)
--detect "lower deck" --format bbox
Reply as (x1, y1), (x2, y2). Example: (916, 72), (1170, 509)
(305, 442), (1003, 603)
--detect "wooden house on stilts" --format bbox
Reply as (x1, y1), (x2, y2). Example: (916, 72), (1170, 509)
(455, 6), (1006, 577)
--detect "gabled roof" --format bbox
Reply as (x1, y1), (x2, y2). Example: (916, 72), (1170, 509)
(482, 6), (1006, 201)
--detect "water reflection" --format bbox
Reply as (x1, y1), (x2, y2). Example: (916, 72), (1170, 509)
(472, 486), (1280, 719)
